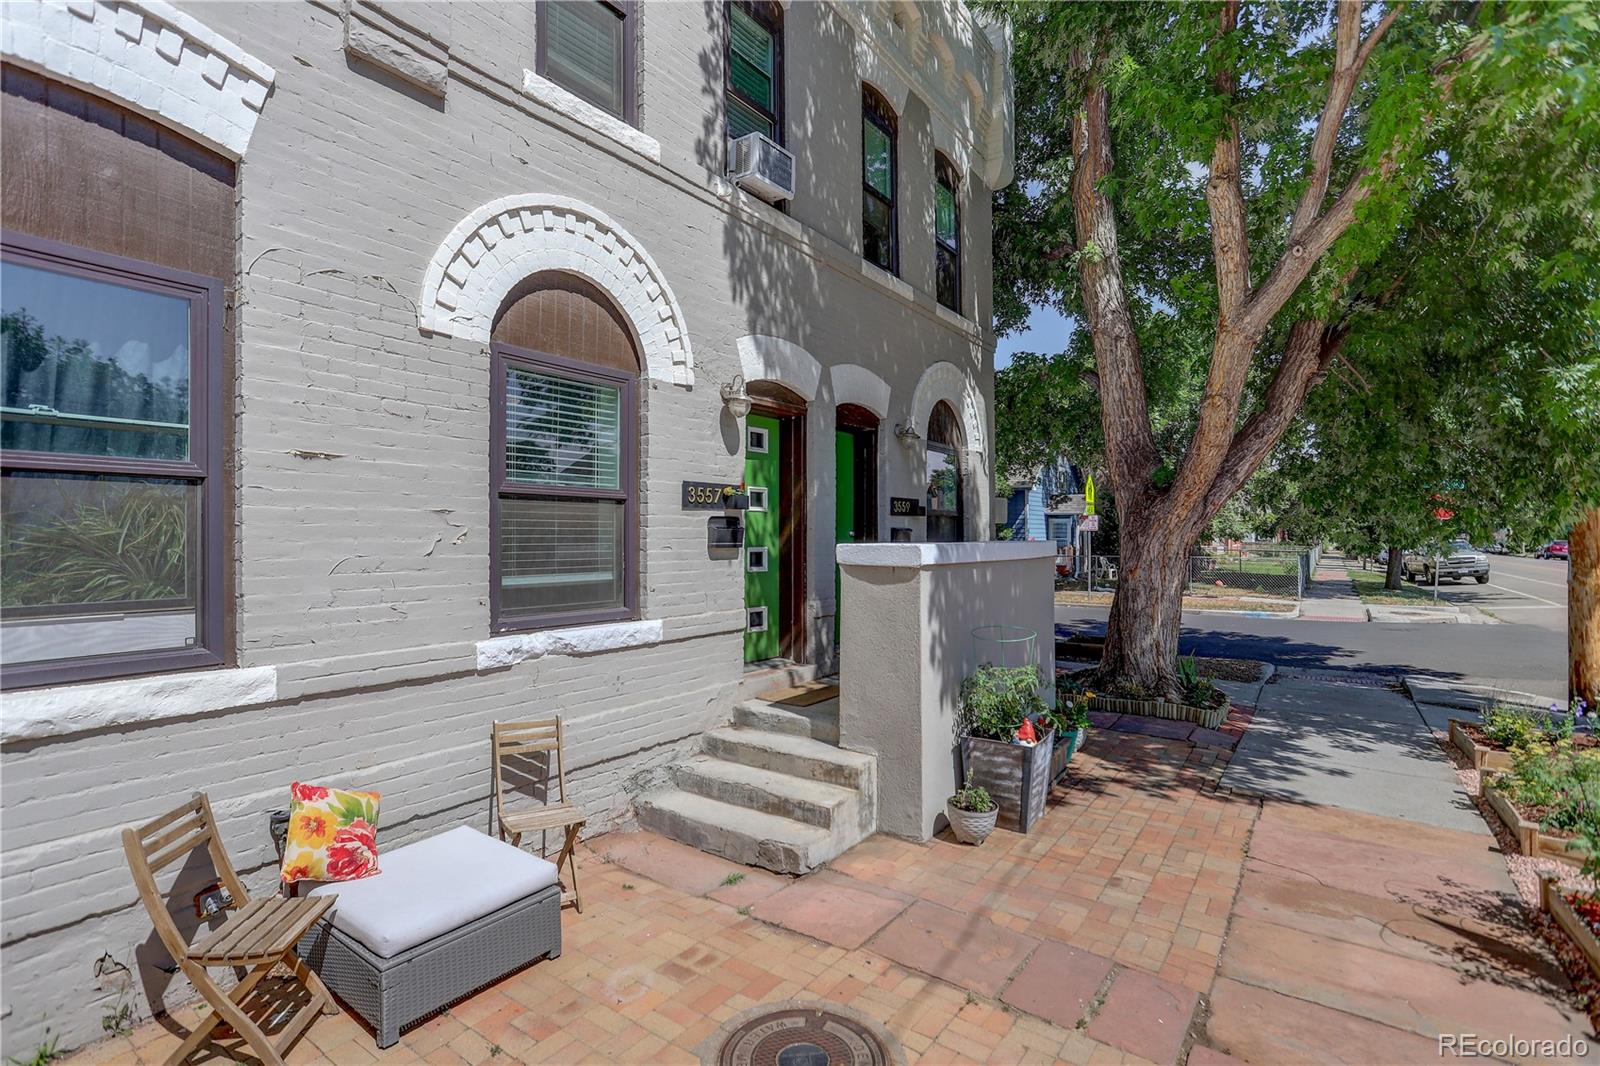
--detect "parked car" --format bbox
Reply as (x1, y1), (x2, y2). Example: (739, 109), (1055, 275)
(1403, 540), (1490, 584)
(1538, 540), (1570, 560)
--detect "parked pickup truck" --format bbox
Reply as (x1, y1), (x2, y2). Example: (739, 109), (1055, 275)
(1403, 540), (1490, 584)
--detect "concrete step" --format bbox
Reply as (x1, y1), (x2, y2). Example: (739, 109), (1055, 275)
(702, 727), (876, 793)
(737, 660), (819, 703)
(669, 755), (859, 831)
(634, 789), (836, 875)
(733, 697), (840, 744)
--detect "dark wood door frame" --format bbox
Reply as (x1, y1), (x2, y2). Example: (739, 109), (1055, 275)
(750, 389), (807, 663)
(836, 404), (879, 544)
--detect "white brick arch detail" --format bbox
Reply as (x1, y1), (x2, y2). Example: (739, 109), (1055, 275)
(828, 364), (892, 420)
(1, 0), (275, 159)
(419, 195), (695, 387)
(909, 361), (986, 457)
(736, 335), (821, 401)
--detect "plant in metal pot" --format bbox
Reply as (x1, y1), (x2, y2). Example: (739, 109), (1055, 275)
(946, 771), (998, 845)
(959, 664), (1048, 741)
(957, 664), (1054, 834)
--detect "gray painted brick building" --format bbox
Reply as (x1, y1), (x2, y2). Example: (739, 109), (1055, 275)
(0, 0), (1013, 1054)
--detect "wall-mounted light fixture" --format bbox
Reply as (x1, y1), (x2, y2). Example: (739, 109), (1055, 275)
(894, 422), (923, 444)
(720, 374), (753, 419)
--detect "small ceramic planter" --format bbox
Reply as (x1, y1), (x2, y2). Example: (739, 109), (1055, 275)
(946, 800), (999, 845)
(1050, 728), (1085, 782)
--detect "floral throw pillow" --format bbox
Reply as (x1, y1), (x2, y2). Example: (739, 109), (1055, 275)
(280, 782), (381, 885)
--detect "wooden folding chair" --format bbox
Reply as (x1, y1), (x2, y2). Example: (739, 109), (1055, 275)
(123, 793), (338, 1066)
(492, 718), (587, 912)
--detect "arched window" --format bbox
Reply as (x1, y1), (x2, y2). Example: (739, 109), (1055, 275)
(934, 153), (961, 313)
(490, 273), (640, 632)
(862, 84), (898, 274)
(926, 401), (964, 543)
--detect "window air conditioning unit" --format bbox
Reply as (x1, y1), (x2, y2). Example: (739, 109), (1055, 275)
(728, 132), (795, 203)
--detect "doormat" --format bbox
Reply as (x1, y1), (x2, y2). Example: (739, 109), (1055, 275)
(761, 682), (840, 707)
(701, 1002), (903, 1066)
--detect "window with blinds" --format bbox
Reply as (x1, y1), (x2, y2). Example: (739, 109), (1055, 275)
(493, 349), (636, 631)
(538, 1), (634, 122)
(726, 4), (781, 144)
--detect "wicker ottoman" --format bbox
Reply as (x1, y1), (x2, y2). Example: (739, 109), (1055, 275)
(296, 826), (562, 1047)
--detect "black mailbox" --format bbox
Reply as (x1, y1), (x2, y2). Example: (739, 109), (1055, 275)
(708, 516), (744, 549)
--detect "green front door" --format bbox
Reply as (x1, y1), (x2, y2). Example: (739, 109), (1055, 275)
(834, 429), (858, 643)
(744, 414), (781, 662)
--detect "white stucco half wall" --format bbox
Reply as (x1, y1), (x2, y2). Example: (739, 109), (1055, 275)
(1, 0), (276, 159)
(909, 360), (986, 456)
(736, 335), (822, 401)
(828, 363), (892, 419)
(419, 195), (695, 387)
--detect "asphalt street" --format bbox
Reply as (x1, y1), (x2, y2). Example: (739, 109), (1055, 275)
(1056, 553), (1571, 702)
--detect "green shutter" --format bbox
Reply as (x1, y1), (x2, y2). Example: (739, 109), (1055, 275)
(729, 8), (774, 109)
(864, 121), (893, 199)
(936, 182), (958, 245)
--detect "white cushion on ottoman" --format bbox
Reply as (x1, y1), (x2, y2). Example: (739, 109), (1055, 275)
(306, 825), (558, 958)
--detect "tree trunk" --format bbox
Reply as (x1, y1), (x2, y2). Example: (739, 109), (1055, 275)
(1385, 546), (1405, 590)
(1571, 506), (1599, 706)
(1099, 525), (1191, 699)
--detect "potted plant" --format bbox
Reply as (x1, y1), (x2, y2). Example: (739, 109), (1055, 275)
(957, 663), (1054, 834)
(946, 771), (999, 845)
(1046, 678), (1092, 782)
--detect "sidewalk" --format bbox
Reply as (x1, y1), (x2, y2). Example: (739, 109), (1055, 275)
(1297, 552), (1368, 622)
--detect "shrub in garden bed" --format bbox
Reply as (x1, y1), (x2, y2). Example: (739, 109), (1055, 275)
(1471, 699), (1596, 755)
(1487, 737), (1600, 859)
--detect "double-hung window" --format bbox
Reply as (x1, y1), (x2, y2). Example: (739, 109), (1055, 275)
(1, 232), (222, 687)
(935, 154), (962, 313)
(726, 2), (783, 144)
(491, 345), (638, 632)
(537, 0), (637, 123)
(862, 85), (898, 274)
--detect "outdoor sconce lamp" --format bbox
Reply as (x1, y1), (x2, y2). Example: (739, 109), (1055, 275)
(894, 422), (923, 444)
(720, 374), (753, 419)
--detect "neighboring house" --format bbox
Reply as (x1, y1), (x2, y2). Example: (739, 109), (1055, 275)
(0, 1), (1013, 1054)
(1003, 460), (1084, 546)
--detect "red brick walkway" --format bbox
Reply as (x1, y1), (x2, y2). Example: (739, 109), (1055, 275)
(70, 710), (1595, 1065)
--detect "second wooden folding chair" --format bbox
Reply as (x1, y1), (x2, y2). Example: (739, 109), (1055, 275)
(492, 717), (588, 912)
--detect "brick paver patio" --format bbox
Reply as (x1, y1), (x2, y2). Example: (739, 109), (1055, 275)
(70, 703), (1596, 1065)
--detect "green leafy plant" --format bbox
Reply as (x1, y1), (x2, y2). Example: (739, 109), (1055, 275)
(720, 872), (745, 887)
(959, 664), (1047, 741)
(1482, 701), (1576, 751)
(1492, 740), (1600, 836)
(1047, 676), (1093, 734)
(2, 484), (188, 608)
(7, 1028), (59, 1066)
(1176, 655), (1221, 709)
(950, 771), (995, 814)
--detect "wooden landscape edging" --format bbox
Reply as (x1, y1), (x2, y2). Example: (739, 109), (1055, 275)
(1448, 719), (1515, 773)
(1087, 695), (1228, 731)
(1484, 785), (1585, 868)
(1541, 875), (1600, 981)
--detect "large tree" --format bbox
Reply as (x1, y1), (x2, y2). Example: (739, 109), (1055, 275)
(990, 0), (1600, 697)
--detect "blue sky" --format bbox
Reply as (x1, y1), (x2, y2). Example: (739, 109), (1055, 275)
(994, 304), (1077, 369)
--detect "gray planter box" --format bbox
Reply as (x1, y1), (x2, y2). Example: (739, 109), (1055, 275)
(960, 729), (1054, 834)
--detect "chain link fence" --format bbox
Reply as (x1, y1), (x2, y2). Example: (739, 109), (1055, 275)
(1057, 546), (1311, 600)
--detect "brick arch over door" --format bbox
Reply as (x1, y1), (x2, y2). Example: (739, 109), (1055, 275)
(419, 195), (695, 386)
(908, 360), (985, 458)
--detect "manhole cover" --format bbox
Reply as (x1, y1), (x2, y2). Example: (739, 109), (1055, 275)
(705, 1003), (902, 1066)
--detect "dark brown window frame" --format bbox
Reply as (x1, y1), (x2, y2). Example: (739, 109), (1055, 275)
(535, 0), (639, 126)
(489, 342), (639, 634)
(0, 228), (224, 690)
(935, 153), (962, 314)
(725, 1), (784, 148)
(862, 83), (899, 276)
(926, 400), (965, 543)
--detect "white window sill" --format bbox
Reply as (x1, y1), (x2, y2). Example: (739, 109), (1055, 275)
(935, 302), (977, 336)
(860, 260), (915, 303)
(476, 618), (664, 671)
(519, 70), (660, 164)
(1, 666), (279, 743)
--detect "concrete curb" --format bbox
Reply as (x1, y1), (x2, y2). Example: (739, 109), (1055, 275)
(1403, 675), (1552, 711)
